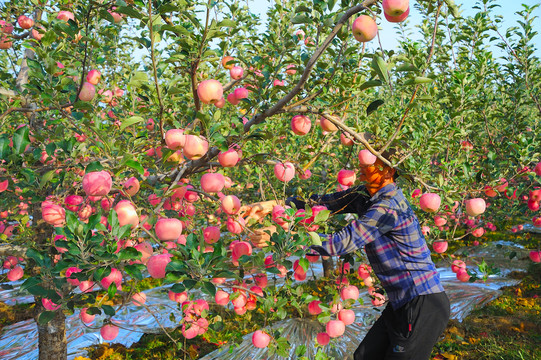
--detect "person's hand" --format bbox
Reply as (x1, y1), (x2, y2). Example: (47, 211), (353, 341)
(239, 200), (279, 223)
(248, 225), (277, 248)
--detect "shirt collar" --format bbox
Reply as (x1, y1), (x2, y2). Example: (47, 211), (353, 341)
(369, 183), (398, 202)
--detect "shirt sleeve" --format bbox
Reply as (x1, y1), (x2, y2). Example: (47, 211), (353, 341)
(311, 204), (397, 256)
(287, 186), (371, 215)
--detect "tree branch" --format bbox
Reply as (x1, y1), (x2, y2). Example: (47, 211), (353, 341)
(243, 0), (377, 132)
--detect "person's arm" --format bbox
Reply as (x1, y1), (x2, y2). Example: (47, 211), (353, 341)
(311, 204), (396, 256)
(287, 186), (372, 215)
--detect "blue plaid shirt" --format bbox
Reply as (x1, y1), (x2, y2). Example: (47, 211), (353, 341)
(304, 183), (444, 310)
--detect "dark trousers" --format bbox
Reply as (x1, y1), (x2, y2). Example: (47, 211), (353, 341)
(354, 292), (450, 360)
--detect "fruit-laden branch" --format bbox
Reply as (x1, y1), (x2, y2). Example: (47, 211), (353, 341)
(243, 0), (378, 132)
(0, 102), (73, 121)
(318, 112), (390, 166)
(379, 1), (444, 154)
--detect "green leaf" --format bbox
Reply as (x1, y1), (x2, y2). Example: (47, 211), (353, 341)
(395, 64), (418, 72)
(12, 126), (30, 154)
(73, 101), (94, 111)
(371, 56), (389, 84)
(201, 281), (216, 297)
(107, 283), (117, 299)
(120, 116), (144, 131)
(217, 19), (236, 28)
(40, 170), (56, 189)
(366, 100), (385, 116)
(299, 258), (309, 272)
(0, 136), (11, 159)
(21, 278), (48, 296)
(171, 283), (186, 293)
(124, 160), (145, 176)
(86, 307), (101, 315)
(85, 161), (104, 173)
(314, 209), (331, 223)
(117, 247), (141, 260)
(359, 80), (382, 91)
(308, 232), (322, 246)
(292, 14), (311, 24)
(129, 72), (149, 88)
(444, 0), (460, 18)
(38, 311), (56, 325)
(295, 5), (311, 12)
(26, 248), (46, 267)
(116, 5), (143, 19)
(413, 77), (434, 84)
(125, 264), (144, 281)
(102, 304), (116, 316)
(276, 307), (287, 319)
(41, 31), (57, 47)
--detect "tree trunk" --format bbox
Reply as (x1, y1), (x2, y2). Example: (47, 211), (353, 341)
(322, 257), (334, 277)
(35, 301), (67, 360)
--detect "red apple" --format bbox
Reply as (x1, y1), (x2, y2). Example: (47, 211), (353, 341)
(316, 332), (330, 346)
(200, 173), (225, 193)
(230, 66), (243, 80)
(319, 117), (338, 132)
(529, 251), (541, 263)
(340, 285), (359, 301)
(114, 200), (139, 228)
(352, 15), (378, 42)
(182, 135), (208, 160)
(358, 149), (377, 165)
(419, 193), (441, 213)
(326, 320), (345, 338)
(17, 15), (34, 29)
(197, 79), (223, 104)
(80, 307), (95, 324)
(384, 6), (410, 22)
(155, 218), (183, 241)
(382, 0), (409, 16)
(218, 148), (239, 167)
(100, 324), (119, 341)
(432, 241), (448, 253)
(252, 330), (271, 348)
(221, 195), (241, 215)
(338, 309), (355, 325)
(147, 253), (172, 279)
(337, 169), (356, 187)
(465, 198), (486, 217)
(86, 69), (101, 85)
(57, 11), (75, 22)
(290, 115), (311, 135)
(215, 290), (230, 305)
(274, 162), (295, 182)
(79, 82), (96, 102)
(221, 56), (235, 69)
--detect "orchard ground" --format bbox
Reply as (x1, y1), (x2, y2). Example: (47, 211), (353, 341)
(1, 231), (540, 360)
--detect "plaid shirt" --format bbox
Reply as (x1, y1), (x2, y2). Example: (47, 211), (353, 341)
(307, 183), (444, 310)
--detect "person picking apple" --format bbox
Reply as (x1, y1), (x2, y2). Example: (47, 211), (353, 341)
(246, 142), (450, 360)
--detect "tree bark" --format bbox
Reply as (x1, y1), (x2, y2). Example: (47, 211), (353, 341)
(322, 257), (334, 278)
(35, 301), (67, 360)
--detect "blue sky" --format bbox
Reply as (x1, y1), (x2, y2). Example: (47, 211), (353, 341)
(247, 0), (541, 58)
